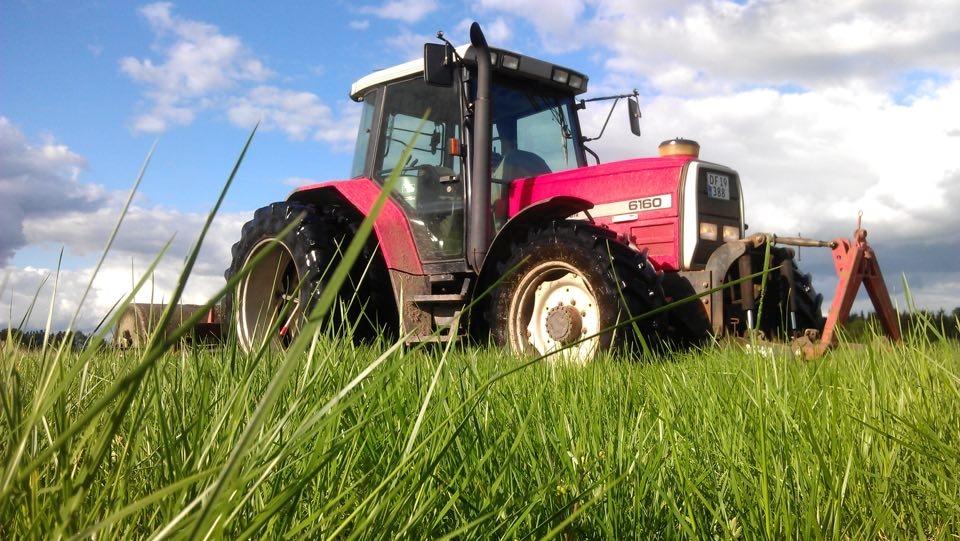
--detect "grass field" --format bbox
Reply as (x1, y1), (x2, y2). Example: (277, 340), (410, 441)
(2, 332), (959, 539)
(3, 132), (958, 539)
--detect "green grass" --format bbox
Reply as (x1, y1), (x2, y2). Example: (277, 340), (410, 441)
(1, 335), (959, 539)
(2, 128), (958, 539)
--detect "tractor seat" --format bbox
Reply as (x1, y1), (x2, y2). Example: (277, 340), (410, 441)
(494, 150), (551, 183)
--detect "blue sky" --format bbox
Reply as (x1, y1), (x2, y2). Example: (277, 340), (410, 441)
(2, 0), (959, 329)
(1, 2), (609, 215)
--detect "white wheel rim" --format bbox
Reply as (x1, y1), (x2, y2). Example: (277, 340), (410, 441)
(509, 261), (600, 363)
(236, 238), (301, 351)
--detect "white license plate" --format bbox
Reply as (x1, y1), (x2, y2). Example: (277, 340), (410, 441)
(706, 172), (730, 200)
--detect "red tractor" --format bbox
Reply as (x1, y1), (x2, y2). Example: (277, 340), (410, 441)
(225, 23), (900, 359)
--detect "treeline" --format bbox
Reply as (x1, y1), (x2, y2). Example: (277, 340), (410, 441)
(4, 308), (957, 350)
(842, 308), (960, 342)
(1, 329), (91, 350)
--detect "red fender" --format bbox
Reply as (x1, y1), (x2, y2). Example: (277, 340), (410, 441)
(479, 195), (594, 279)
(288, 178), (423, 275)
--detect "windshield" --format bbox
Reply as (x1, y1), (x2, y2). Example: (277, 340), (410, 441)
(488, 76), (582, 183)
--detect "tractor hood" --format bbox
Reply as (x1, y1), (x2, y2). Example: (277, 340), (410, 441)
(506, 154), (743, 272)
(506, 155), (697, 218)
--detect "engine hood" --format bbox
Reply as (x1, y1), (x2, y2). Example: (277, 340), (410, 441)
(506, 155), (697, 218)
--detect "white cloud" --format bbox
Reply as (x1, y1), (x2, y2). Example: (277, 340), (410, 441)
(349, 19), (370, 30)
(3, 194), (250, 330)
(579, 80), (960, 309)
(358, 0), (437, 23)
(0, 115), (251, 331)
(0, 117), (107, 264)
(478, 0), (586, 50)
(483, 0), (960, 92)
(484, 17), (512, 45)
(455, 17), (511, 46)
(280, 176), (317, 187)
(2, 227), (244, 332)
(227, 86), (360, 148)
(121, 2), (271, 133)
(383, 29), (436, 62)
(120, 2), (360, 149)
(3, 202), (250, 331)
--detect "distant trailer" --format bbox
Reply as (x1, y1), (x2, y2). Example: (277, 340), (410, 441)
(115, 303), (221, 348)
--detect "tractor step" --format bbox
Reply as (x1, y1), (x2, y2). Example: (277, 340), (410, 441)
(432, 314), (458, 327)
(411, 334), (451, 343)
(405, 276), (472, 344)
(429, 273), (457, 284)
(408, 309), (464, 344)
(411, 275), (472, 304)
(411, 293), (466, 304)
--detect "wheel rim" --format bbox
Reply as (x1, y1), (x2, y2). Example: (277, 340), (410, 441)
(237, 238), (302, 351)
(508, 261), (600, 362)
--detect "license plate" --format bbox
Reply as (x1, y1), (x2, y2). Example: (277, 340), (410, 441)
(706, 172), (730, 200)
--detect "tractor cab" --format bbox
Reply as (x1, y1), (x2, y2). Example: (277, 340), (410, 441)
(348, 39), (595, 270)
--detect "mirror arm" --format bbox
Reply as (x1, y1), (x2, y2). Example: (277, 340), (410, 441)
(581, 89), (638, 104)
(435, 31), (463, 65)
(583, 144), (600, 165)
(582, 97), (621, 142)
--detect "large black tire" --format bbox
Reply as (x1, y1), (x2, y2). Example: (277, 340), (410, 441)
(484, 220), (664, 360)
(224, 201), (396, 351)
(751, 259), (826, 339)
(792, 266), (825, 334)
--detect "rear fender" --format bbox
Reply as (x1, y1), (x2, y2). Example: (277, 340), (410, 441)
(478, 195), (593, 283)
(287, 179), (423, 275)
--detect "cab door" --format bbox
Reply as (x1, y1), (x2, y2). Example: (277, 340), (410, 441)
(372, 76), (464, 262)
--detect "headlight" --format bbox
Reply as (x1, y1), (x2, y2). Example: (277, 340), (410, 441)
(568, 74), (585, 90)
(699, 222), (718, 241)
(501, 54), (520, 70)
(722, 225), (740, 242)
(551, 68), (569, 84)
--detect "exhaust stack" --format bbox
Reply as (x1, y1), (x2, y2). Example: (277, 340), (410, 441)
(467, 22), (492, 271)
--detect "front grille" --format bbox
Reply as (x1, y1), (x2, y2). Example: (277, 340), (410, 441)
(691, 168), (742, 267)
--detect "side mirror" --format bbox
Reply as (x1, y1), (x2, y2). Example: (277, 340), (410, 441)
(627, 97), (642, 137)
(424, 43), (454, 87)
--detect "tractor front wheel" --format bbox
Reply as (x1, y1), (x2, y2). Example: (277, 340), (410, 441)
(487, 221), (663, 361)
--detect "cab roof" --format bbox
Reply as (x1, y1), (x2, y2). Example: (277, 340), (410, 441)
(349, 45), (589, 100)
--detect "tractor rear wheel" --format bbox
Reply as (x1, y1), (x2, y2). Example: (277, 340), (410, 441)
(486, 221), (663, 361)
(224, 201), (395, 352)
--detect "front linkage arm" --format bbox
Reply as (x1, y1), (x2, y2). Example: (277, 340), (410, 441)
(802, 217), (902, 357)
(761, 217), (902, 358)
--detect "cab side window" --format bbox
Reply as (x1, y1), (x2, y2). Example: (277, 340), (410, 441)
(350, 89), (380, 178)
(374, 78), (464, 261)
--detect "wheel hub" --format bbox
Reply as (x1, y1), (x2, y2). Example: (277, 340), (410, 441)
(510, 261), (600, 362)
(545, 305), (583, 344)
